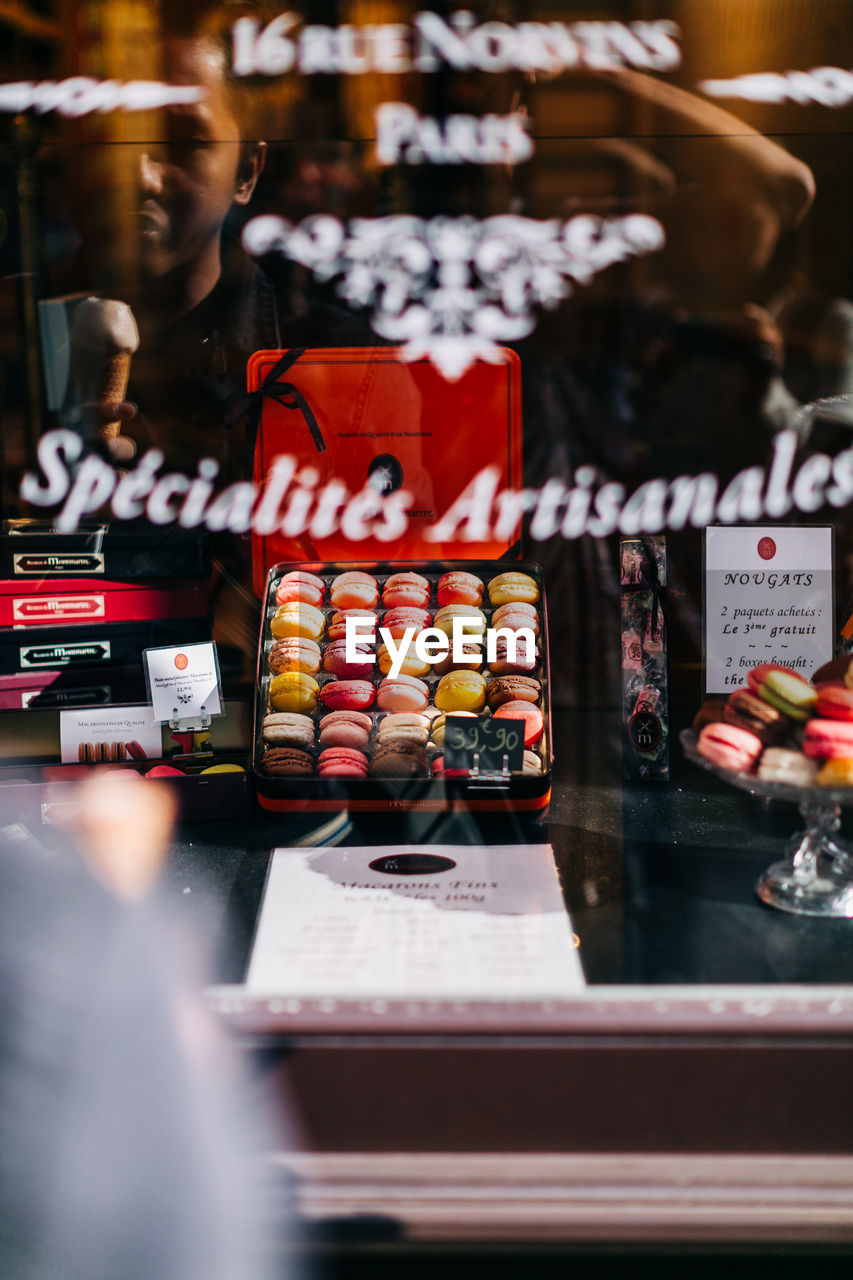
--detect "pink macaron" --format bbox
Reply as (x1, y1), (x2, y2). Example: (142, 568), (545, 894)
(431, 754), (470, 778)
(382, 572), (431, 609)
(493, 700), (544, 747)
(436, 571), (484, 607)
(275, 570), (325, 607)
(381, 606), (432, 637)
(319, 679), (376, 712)
(327, 608), (378, 642)
(317, 747), (369, 778)
(804, 718), (853, 759)
(491, 601), (540, 636)
(697, 722), (763, 772)
(376, 674), (430, 713)
(815, 683), (853, 722)
(746, 662), (802, 694)
(318, 710), (373, 750)
(330, 571), (379, 610)
(323, 638), (376, 680)
(488, 633), (538, 675)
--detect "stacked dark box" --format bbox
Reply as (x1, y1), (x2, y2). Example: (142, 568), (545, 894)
(0, 520), (211, 706)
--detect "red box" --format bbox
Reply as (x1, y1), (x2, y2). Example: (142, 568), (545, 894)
(0, 578), (209, 628)
(249, 346), (522, 595)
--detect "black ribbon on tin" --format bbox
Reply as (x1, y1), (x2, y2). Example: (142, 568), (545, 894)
(227, 347), (326, 453)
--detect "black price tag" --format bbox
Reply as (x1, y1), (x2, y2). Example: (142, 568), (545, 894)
(443, 716), (525, 774)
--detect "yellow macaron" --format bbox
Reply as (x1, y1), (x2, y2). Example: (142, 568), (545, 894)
(200, 763), (246, 774)
(434, 670), (487, 713)
(430, 710), (477, 747)
(377, 642), (431, 678)
(487, 571), (539, 607)
(269, 672), (320, 713)
(433, 604), (487, 638)
(270, 602), (326, 642)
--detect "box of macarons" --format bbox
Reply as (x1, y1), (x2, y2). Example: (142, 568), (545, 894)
(252, 561), (553, 812)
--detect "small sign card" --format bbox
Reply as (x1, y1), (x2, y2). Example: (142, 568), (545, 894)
(143, 641), (222, 723)
(60, 705), (162, 764)
(443, 716), (525, 773)
(246, 844), (585, 1000)
(705, 526), (833, 693)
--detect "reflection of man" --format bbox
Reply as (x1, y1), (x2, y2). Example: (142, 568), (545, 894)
(103, 29), (367, 481)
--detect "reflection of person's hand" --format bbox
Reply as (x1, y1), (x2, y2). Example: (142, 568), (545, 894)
(83, 399), (138, 461)
(66, 770), (176, 899)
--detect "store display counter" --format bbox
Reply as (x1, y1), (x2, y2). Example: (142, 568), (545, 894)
(155, 708), (853, 1246)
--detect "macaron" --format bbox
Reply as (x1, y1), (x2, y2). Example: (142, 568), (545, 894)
(318, 710), (373, 750)
(327, 608), (378, 642)
(433, 604), (487, 638)
(319, 679), (376, 712)
(691, 698), (727, 733)
(200, 763), (245, 774)
(382, 572), (431, 609)
(758, 747), (819, 787)
(812, 655), (853, 686)
(487, 675), (541, 710)
(370, 740), (431, 778)
(145, 764), (185, 777)
(317, 747), (369, 779)
(268, 637), (322, 676)
(757, 669), (817, 722)
(804, 718), (853, 759)
(434, 670), (487, 713)
(270, 601), (326, 642)
(492, 699), (544, 746)
(519, 749), (544, 775)
(487, 633), (538, 675)
(330, 571), (379, 610)
(746, 662), (804, 694)
(817, 758), (853, 787)
(431, 754), (469, 779)
(376, 674), (430, 713)
(491, 601), (540, 636)
(430, 710), (477, 748)
(262, 711), (316, 749)
(436, 571), (484, 607)
(269, 671), (320, 714)
(488, 571), (539, 606)
(381, 606), (432, 638)
(815, 683), (853, 721)
(275, 570), (325, 607)
(323, 638), (376, 680)
(377, 713), (431, 746)
(377, 642), (430, 678)
(432, 642), (483, 675)
(260, 746), (315, 776)
(723, 688), (786, 745)
(696, 722), (762, 772)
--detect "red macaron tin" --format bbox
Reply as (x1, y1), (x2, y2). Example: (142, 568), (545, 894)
(252, 561), (553, 813)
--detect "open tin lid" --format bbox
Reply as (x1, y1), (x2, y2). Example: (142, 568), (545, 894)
(249, 346), (521, 595)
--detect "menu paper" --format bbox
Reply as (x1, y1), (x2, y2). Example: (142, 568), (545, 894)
(705, 526), (833, 693)
(59, 705), (162, 763)
(143, 641), (221, 723)
(246, 844), (585, 999)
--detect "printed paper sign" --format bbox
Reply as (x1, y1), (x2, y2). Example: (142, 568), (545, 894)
(705, 526), (833, 693)
(143, 641), (221, 723)
(247, 844), (585, 1000)
(60, 705), (162, 764)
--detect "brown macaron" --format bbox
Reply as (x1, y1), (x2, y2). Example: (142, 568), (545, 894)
(487, 674), (541, 710)
(812, 654), (853, 687)
(691, 698), (727, 734)
(260, 746), (315, 776)
(369, 740), (430, 778)
(723, 688), (787, 744)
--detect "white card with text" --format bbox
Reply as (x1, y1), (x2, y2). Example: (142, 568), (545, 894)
(246, 844), (585, 999)
(705, 526), (833, 693)
(60, 705), (162, 763)
(143, 641), (222, 723)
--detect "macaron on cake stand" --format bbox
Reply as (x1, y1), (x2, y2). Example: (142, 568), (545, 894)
(680, 729), (853, 919)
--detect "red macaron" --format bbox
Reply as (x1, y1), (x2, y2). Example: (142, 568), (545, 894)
(804, 718), (853, 759)
(815, 682), (853, 721)
(492, 700), (544, 746)
(316, 747), (369, 778)
(382, 572), (431, 609)
(436, 571), (484, 607)
(322, 638), (376, 680)
(319, 679), (376, 712)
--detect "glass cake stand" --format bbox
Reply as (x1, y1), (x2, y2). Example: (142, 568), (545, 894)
(680, 730), (853, 918)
